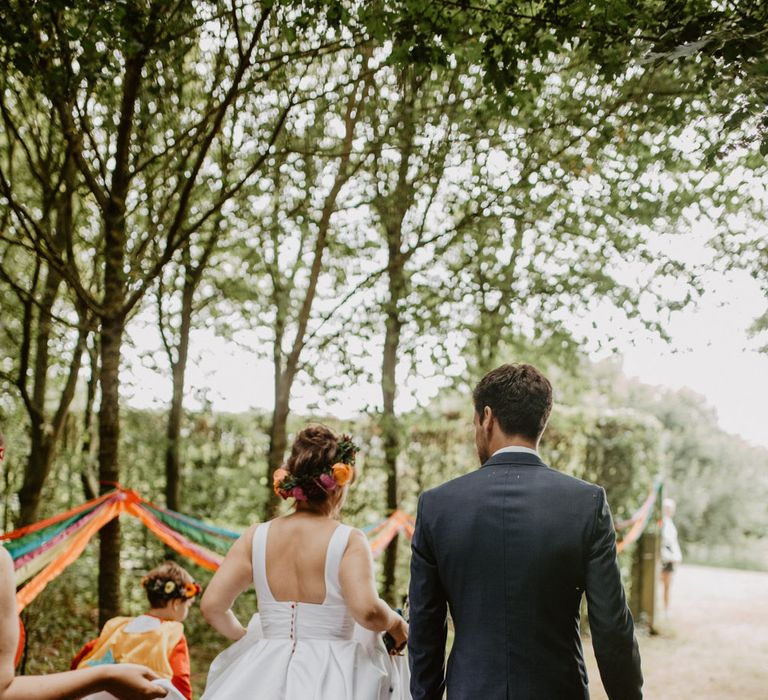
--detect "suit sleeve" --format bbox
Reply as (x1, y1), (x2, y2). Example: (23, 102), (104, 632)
(408, 493), (447, 700)
(585, 488), (643, 700)
(169, 635), (192, 700)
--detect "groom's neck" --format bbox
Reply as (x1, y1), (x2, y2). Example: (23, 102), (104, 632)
(489, 432), (538, 454)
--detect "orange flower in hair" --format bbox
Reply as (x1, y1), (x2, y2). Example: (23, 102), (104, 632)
(181, 582), (202, 599)
(273, 467), (289, 496)
(331, 462), (354, 486)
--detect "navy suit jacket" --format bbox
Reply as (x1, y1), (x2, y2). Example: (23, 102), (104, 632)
(408, 450), (643, 700)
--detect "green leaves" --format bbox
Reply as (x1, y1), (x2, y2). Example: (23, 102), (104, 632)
(1, 0), (766, 611)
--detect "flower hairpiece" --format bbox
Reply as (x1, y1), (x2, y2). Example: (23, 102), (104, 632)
(141, 576), (201, 600)
(181, 581), (202, 598)
(273, 434), (358, 501)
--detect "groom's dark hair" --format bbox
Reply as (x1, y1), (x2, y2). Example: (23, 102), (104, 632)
(473, 363), (553, 441)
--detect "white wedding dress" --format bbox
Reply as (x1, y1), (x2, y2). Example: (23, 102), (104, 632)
(201, 521), (410, 700)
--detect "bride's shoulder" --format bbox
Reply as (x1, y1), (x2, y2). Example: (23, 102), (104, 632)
(233, 521), (263, 549)
(244, 522), (262, 535)
(338, 528), (374, 577)
(343, 527), (369, 551)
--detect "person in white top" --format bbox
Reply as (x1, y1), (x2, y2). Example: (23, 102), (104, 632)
(660, 498), (683, 614)
(199, 424), (409, 699)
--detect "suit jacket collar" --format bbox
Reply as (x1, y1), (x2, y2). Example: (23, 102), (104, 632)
(480, 450), (548, 469)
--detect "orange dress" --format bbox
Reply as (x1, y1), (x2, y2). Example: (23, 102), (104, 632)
(72, 615), (191, 700)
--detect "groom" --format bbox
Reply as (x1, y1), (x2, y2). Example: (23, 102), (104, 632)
(408, 363), (643, 699)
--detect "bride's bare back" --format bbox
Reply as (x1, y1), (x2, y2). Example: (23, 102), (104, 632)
(199, 511), (401, 643)
(265, 513), (341, 604)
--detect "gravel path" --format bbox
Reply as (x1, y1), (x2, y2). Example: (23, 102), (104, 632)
(583, 564), (768, 699)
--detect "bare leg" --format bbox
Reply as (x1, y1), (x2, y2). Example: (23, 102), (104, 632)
(660, 569), (672, 612)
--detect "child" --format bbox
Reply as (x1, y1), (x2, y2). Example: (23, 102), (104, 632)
(72, 561), (200, 700)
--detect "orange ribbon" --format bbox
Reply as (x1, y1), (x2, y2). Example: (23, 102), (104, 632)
(16, 498), (124, 611)
(1, 491), (115, 542)
(369, 510), (415, 557)
(125, 501), (223, 571)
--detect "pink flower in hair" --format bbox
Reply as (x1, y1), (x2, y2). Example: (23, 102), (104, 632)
(319, 473), (337, 491)
(291, 486), (307, 501)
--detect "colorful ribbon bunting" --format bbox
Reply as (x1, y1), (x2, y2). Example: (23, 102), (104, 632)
(3, 487), (416, 612)
(368, 510), (415, 557)
(3, 480), (660, 612)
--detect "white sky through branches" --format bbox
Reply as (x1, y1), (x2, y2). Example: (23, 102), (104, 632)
(124, 221), (768, 450)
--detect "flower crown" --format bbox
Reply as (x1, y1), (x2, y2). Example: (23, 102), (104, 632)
(273, 434), (358, 501)
(141, 576), (201, 601)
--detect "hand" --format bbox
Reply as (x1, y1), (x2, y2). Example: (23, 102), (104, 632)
(386, 615), (409, 656)
(102, 664), (169, 699)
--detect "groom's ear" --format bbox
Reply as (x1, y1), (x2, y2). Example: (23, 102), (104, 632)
(482, 405), (494, 429)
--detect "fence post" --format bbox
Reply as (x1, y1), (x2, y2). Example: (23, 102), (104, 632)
(630, 529), (660, 633)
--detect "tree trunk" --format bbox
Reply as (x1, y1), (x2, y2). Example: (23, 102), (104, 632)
(381, 302), (403, 605)
(165, 274), (194, 513)
(98, 188), (129, 623)
(98, 201), (129, 624)
(81, 335), (100, 501)
(377, 75), (414, 603)
(16, 439), (55, 527)
(96, 48), (144, 625)
(16, 251), (61, 525)
(380, 221), (407, 603)
(265, 379), (291, 520)
(263, 290), (288, 520)
(165, 366), (184, 514)
(97, 309), (124, 625)
(2, 454), (11, 532)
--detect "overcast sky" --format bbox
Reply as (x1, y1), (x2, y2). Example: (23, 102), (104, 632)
(598, 266), (767, 448)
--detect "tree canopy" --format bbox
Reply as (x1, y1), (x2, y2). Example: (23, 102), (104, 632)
(1, 0), (766, 624)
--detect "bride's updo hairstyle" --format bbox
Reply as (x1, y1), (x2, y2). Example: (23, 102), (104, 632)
(273, 424), (357, 504)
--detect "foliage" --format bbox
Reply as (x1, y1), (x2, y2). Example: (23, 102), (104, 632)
(709, 165), (768, 352)
(542, 406), (662, 521)
(5, 356), (768, 689)
(1, 0), (767, 675)
(641, 1), (768, 157)
(364, 0), (664, 90)
(585, 359), (768, 555)
(367, 1), (768, 154)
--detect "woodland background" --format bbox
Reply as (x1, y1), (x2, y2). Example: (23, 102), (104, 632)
(1, 0), (767, 695)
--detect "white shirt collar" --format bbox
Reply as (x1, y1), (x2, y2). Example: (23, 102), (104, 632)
(491, 445), (539, 457)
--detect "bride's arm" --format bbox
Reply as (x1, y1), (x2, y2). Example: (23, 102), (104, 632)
(339, 530), (407, 647)
(200, 525), (256, 641)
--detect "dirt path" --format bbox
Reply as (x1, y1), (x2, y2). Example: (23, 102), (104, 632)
(583, 564), (768, 699)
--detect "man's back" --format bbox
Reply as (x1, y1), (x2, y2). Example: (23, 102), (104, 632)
(408, 450), (643, 700)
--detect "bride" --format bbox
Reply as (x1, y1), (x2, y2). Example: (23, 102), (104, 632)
(199, 425), (409, 699)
